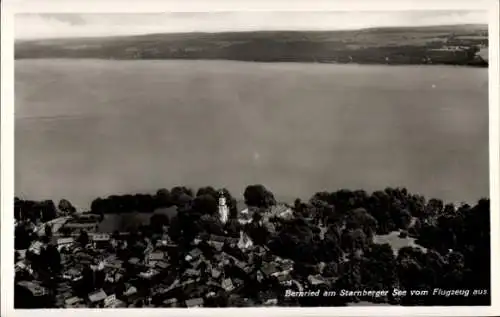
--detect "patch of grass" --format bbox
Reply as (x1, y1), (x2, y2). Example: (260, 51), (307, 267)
(373, 231), (427, 256)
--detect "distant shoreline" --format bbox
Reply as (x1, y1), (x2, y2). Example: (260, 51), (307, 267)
(15, 26), (489, 68)
(14, 56), (488, 68)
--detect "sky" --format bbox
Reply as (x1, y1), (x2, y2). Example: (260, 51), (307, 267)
(15, 11), (488, 40)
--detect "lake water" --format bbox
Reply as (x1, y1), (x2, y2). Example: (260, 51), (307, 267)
(15, 59), (489, 210)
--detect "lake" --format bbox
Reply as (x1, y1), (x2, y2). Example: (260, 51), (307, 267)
(15, 59), (489, 210)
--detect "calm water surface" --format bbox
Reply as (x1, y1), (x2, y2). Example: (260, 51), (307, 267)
(15, 59), (489, 209)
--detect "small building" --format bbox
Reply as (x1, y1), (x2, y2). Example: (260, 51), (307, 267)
(156, 261), (169, 270)
(64, 296), (82, 308)
(211, 268), (222, 279)
(260, 263), (280, 278)
(209, 240), (224, 251)
(17, 281), (47, 297)
(264, 298), (278, 306)
(163, 297), (179, 307)
(57, 237), (75, 248)
(184, 268), (200, 278)
(185, 248), (203, 261)
(104, 294), (117, 308)
(308, 274), (328, 286)
(124, 286), (137, 297)
(63, 268), (82, 281)
(185, 297), (204, 308)
(29, 241), (44, 255)
(222, 278), (235, 292)
(15, 261), (27, 272)
(139, 269), (159, 280)
(147, 251), (165, 263)
(128, 257), (141, 265)
(91, 233), (111, 248)
(88, 289), (107, 306)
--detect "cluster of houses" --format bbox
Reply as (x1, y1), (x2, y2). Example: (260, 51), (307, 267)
(15, 228), (309, 308)
(15, 192), (338, 308)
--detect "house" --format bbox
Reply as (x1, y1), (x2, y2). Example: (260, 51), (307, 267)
(147, 251), (165, 264)
(185, 297), (204, 308)
(17, 281), (47, 297)
(271, 204), (294, 219)
(185, 248), (203, 261)
(260, 263), (280, 277)
(163, 298), (178, 307)
(63, 268), (82, 281)
(124, 286), (137, 297)
(237, 230), (253, 250)
(189, 248), (203, 258)
(104, 259), (123, 270)
(156, 261), (169, 270)
(104, 294), (117, 308)
(17, 250), (27, 260)
(57, 237), (75, 248)
(64, 296), (81, 308)
(308, 274), (328, 286)
(184, 268), (200, 278)
(105, 270), (123, 283)
(275, 273), (291, 284)
(91, 233), (111, 248)
(15, 261), (27, 272)
(209, 235), (238, 244)
(139, 269), (159, 279)
(221, 278), (235, 292)
(280, 261), (294, 272)
(128, 257), (141, 265)
(29, 241), (44, 255)
(264, 298), (278, 306)
(88, 289), (107, 305)
(209, 240), (224, 251)
(211, 268), (222, 279)
(238, 208), (253, 225)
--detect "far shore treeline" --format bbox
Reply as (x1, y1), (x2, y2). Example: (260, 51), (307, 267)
(15, 25), (488, 67)
(15, 184), (490, 305)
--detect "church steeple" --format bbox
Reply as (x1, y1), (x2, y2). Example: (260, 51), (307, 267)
(218, 190), (229, 224)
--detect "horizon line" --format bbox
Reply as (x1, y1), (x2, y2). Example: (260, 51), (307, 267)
(15, 22), (488, 42)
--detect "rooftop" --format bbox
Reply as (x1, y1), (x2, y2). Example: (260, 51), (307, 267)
(88, 289), (107, 302)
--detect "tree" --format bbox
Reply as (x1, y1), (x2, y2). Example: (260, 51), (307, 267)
(41, 244), (62, 273)
(150, 213), (169, 233)
(77, 230), (89, 247)
(58, 199), (76, 215)
(155, 188), (172, 207)
(196, 186), (218, 199)
(362, 243), (397, 291)
(225, 218), (243, 238)
(44, 224), (52, 238)
(15, 225), (32, 250)
(345, 208), (378, 239)
(341, 228), (368, 254)
(170, 186), (194, 206)
(193, 194), (218, 216)
(40, 200), (58, 222)
(244, 185), (276, 209)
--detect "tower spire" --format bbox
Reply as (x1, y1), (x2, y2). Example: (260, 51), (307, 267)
(218, 190), (228, 224)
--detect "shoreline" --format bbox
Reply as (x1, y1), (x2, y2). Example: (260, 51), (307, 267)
(14, 57), (489, 68)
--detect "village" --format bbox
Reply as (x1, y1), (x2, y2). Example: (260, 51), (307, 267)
(14, 191), (337, 308)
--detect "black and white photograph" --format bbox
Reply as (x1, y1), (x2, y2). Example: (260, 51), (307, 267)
(2, 0), (499, 315)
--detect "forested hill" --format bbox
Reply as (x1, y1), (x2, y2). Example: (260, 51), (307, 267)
(15, 24), (488, 66)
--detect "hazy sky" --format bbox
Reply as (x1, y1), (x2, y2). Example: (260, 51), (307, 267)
(15, 11), (488, 40)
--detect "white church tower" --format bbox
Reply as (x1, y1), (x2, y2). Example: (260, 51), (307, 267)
(218, 190), (229, 224)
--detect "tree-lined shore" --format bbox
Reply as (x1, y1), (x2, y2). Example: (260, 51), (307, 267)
(15, 25), (488, 67)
